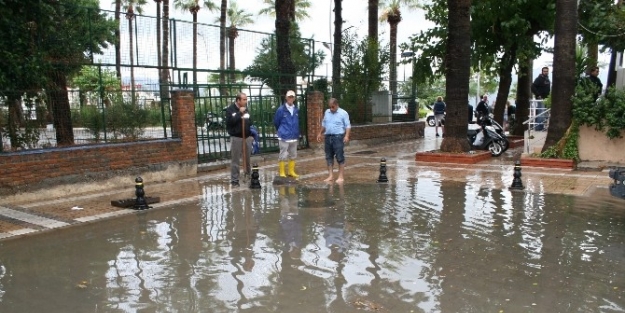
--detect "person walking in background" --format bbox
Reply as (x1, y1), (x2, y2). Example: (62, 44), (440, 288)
(225, 92), (254, 187)
(582, 66), (603, 101)
(274, 90), (301, 178)
(531, 66), (551, 131)
(467, 102), (474, 124)
(505, 101), (516, 132)
(316, 98), (351, 183)
(475, 94), (490, 123)
(433, 96), (446, 137)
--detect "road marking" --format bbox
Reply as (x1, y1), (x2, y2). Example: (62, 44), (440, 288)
(0, 206), (69, 229)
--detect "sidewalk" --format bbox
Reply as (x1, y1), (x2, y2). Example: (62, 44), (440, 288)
(0, 130), (616, 241)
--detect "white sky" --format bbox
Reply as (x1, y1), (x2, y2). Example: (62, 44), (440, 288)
(99, 0), (611, 93)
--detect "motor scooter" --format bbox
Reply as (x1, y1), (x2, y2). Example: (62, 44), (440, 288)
(467, 122), (505, 157)
(480, 114), (509, 152)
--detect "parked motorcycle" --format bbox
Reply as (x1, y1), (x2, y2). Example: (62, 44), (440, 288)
(479, 114), (509, 152)
(467, 123), (505, 157)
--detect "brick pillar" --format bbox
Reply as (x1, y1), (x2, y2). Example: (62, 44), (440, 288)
(170, 90), (197, 160)
(307, 91), (324, 144)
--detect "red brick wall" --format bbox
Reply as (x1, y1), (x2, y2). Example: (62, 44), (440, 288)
(0, 90), (197, 197)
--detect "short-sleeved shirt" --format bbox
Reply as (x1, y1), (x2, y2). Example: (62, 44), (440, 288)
(322, 107), (351, 135)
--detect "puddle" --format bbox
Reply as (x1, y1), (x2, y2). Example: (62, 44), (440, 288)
(0, 180), (624, 312)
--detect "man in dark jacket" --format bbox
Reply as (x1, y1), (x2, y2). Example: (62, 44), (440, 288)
(225, 92), (254, 187)
(582, 66), (603, 101)
(475, 95), (490, 124)
(531, 67), (550, 131)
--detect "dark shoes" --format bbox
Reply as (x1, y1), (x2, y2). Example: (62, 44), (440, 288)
(436, 133), (440, 137)
(231, 181), (240, 187)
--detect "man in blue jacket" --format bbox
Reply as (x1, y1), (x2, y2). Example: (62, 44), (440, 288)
(274, 90), (301, 178)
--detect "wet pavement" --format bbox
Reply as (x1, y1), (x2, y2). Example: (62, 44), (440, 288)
(0, 127), (623, 312)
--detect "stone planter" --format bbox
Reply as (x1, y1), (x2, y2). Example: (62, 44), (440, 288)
(415, 150), (492, 164)
(520, 156), (576, 169)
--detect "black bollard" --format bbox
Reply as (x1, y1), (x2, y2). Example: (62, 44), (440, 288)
(134, 177), (150, 210)
(250, 163), (262, 189)
(377, 158), (389, 183)
(510, 160), (524, 190)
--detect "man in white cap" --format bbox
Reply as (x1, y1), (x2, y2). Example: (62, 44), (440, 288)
(273, 90), (301, 178)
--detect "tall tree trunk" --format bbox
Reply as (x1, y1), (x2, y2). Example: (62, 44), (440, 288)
(7, 95), (23, 149)
(542, 0), (577, 152)
(513, 57), (532, 137)
(277, 0), (296, 97)
(493, 44), (517, 126)
(606, 48), (619, 88)
(128, 14), (136, 105)
(332, 0), (343, 98)
(228, 28), (237, 82)
(49, 71), (74, 146)
(114, 0), (122, 82)
(161, 0), (170, 101)
(368, 0), (378, 42)
(155, 0), (162, 100)
(219, 0), (227, 95)
(440, 0), (472, 153)
(388, 19), (399, 104)
(192, 9), (198, 94)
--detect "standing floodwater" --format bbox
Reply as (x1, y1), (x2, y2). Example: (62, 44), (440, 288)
(0, 180), (624, 312)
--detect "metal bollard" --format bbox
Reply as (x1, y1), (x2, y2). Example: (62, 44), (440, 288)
(377, 158), (389, 183)
(510, 160), (524, 190)
(250, 163), (262, 189)
(134, 177), (150, 210)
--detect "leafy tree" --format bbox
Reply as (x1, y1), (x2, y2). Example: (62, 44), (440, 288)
(341, 33), (390, 124)
(0, 1), (116, 148)
(225, 1), (253, 82)
(71, 66), (122, 107)
(245, 24), (325, 95)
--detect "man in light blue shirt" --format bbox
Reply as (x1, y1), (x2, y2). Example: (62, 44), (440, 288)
(316, 98), (351, 183)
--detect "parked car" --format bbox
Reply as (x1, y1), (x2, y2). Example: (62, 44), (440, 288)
(205, 112), (224, 129)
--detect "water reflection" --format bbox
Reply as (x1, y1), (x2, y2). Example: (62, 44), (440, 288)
(0, 181), (623, 312)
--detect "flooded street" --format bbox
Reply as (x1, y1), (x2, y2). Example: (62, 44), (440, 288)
(0, 180), (624, 312)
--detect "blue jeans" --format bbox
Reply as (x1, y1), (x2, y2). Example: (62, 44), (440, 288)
(324, 134), (345, 166)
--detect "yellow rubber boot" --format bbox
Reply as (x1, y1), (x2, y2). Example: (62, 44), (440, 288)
(278, 161), (287, 177)
(288, 160), (299, 178)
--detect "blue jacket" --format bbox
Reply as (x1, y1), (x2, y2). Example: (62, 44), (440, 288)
(433, 101), (446, 114)
(274, 104), (300, 141)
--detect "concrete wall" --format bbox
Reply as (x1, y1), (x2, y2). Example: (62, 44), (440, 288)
(306, 91), (424, 146)
(0, 90), (198, 202)
(578, 125), (625, 164)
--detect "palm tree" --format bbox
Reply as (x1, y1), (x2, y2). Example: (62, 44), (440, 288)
(542, 0), (577, 152)
(114, 0), (122, 81)
(276, 0), (297, 96)
(368, 0), (379, 41)
(332, 0), (343, 98)
(258, 0), (311, 21)
(440, 0), (471, 153)
(161, 0), (170, 104)
(154, 0), (162, 94)
(174, 0), (217, 90)
(219, 0), (227, 94)
(122, 0), (147, 105)
(379, 0), (420, 102)
(225, 1), (253, 82)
